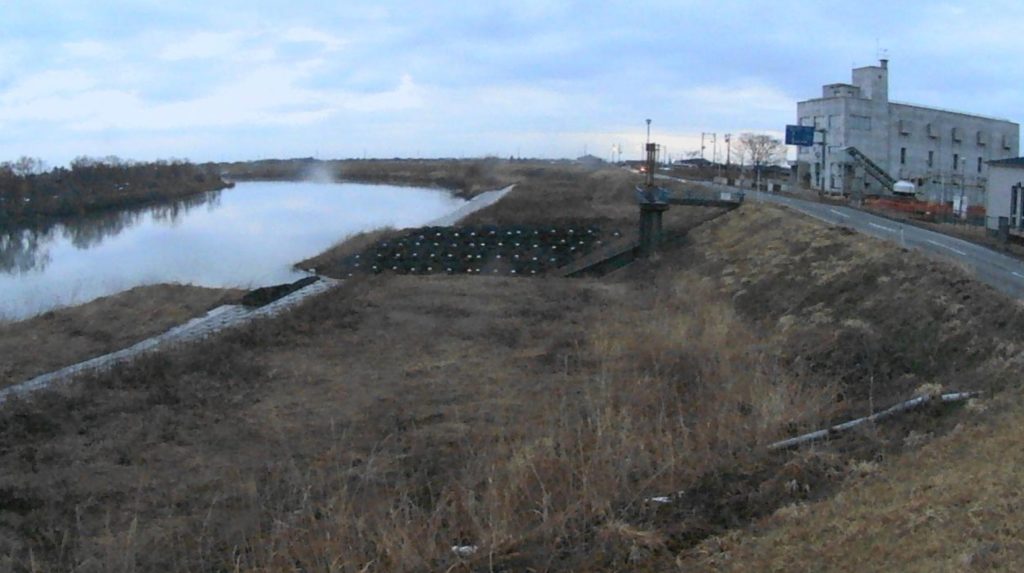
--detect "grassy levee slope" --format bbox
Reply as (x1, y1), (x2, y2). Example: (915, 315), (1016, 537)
(0, 284), (242, 388)
(2, 163), (1024, 571)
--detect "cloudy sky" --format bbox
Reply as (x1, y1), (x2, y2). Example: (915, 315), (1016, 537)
(1, 1), (1022, 166)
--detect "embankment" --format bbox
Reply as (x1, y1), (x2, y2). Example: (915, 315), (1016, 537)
(1, 163), (1022, 571)
(0, 284), (241, 388)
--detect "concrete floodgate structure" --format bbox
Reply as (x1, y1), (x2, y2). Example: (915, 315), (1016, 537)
(0, 185), (515, 403)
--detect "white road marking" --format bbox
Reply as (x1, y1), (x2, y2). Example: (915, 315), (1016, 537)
(1012, 271), (1024, 279)
(868, 222), (897, 233)
(828, 208), (851, 219)
(926, 239), (967, 256)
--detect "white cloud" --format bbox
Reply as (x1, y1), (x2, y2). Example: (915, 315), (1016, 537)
(2, 1), (1024, 164)
(62, 40), (117, 60)
(1, 70), (98, 102)
(159, 30), (274, 62)
(282, 27), (347, 51)
(0, 63), (424, 132)
(677, 83), (794, 117)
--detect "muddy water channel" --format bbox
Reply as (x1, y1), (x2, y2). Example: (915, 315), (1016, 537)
(0, 181), (466, 320)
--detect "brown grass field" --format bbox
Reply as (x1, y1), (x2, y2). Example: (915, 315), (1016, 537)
(2, 161), (1024, 571)
(0, 284), (242, 388)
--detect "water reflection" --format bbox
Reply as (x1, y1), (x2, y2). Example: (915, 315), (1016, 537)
(0, 181), (464, 320)
(0, 190), (223, 273)
(0, 228), (55, 274)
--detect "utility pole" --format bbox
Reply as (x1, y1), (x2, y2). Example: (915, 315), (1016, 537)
(724, 133), (732, 167)
(701, 132), (708, 160)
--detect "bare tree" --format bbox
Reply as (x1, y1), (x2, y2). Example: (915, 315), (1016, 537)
(734, 133), (783, 169)
(11, 156), (46, 177)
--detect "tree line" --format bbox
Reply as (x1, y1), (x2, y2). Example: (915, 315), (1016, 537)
(0, 156), (230, 227)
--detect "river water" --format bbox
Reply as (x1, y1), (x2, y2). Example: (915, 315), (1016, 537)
(0, 181), (466, 320)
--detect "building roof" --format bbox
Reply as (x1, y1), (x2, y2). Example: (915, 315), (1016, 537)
(988, 157), (1024, 169)
(889, 101), (1016, 124)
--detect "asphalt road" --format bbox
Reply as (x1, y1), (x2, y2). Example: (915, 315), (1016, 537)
(662, 174), (1024, 300)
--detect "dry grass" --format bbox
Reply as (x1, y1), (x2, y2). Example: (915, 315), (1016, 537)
(190, 274), (837, 572)
(681, 203), (1024, 405)
(296, 226), (398, 274)
(0, 284), (241, 387)
(680, 388), (1024, 572)
(3, 166), (1024, 571)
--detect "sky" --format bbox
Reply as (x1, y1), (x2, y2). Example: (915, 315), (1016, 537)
(1, 1), (1023, 166)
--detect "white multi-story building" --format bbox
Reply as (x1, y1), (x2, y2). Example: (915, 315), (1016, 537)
(795, 60), (1019, 205)
(985, 158), (1024, 231)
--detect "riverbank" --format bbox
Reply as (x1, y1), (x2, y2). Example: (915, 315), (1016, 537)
(1, 184), (515, 394)
(216, 157), (553, 199)
(0, 284), (241, 387)
(2, 161), (1023, 571)
(0, 159), (231, 228)
(1, 179), (465, 321)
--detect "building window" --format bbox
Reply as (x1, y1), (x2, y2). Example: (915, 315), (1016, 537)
(954, 154), (959, 170)
(927, 150), (934, 167)
(1013, 185), (1019, 218)
(977, 157), (983, 173)
(900, 147), (907, 165)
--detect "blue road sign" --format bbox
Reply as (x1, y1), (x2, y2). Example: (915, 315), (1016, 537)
(785, 125), (816, 147)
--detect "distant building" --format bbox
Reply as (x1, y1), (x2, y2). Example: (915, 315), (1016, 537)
(795, 60), (1020, 205)
(674, 157), (712, 169)
(985, 158), (1024, 231)
(575, 154), (605, 167)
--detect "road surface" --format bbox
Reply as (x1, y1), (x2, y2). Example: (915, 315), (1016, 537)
(662, 174), (1024, 300)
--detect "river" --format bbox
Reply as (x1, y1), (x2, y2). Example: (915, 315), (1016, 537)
(0, 181), (466, 320)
